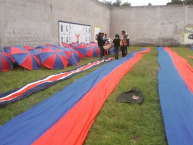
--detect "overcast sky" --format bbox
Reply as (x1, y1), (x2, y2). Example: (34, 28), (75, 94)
(108, 0), (171, 6)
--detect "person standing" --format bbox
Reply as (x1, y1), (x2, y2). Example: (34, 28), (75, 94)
(126, 32), (130, 48)
(121, 30), (127, 57)
(113, 34), (121, 60)
(97, 32), (106, 59)
(103, 33), (111, 55)
(103, 33), (107, 41)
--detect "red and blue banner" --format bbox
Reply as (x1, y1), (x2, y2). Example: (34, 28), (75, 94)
(158, 47), (193, 145)
(0, 58), (113, 107)
(0, 48), (150, 145)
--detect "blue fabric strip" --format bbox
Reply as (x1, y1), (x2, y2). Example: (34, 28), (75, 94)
(0, 48), (146, 145)
(157, 47), (193, 145)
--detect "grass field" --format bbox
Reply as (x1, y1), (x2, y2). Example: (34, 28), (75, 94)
(0, 46), (192, 145)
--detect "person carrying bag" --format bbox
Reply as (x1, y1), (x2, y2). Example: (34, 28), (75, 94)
(121, 30), (127, 57)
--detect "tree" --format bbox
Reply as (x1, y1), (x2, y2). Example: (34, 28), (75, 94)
(185, 0), (193, 4)
(112, 0), (122, 7)
(104, 0), (113, 6)
(167, 0), (193, 5)
(97, 0), (122, 7)
(121, 2), (131, 6)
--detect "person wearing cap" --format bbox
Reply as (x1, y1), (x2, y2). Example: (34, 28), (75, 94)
(113, 34), (121, 59)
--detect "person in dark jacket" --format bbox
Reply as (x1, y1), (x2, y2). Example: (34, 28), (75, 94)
(97, 32), (106, 58)
(113, 34), (121, 60)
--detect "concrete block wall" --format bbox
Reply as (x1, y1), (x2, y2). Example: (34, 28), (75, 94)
(0, 0), (6, 49)
(0, 0), (110, 49)
(1, 1), (193, 49)
(1, 0), (52, 49)
(110, 5), (193, 46)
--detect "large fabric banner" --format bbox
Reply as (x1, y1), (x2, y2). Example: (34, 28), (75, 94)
(158, 47), (193, 145)
(0, 58), (113, 107)
(0, 48), (150, 145)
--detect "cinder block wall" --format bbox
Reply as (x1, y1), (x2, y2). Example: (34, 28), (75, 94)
(0, 0), (110, 49)
(1, 1), (193, 49)
(0, 0), (52, 49)
(51, 0), (110, 45)
(110, 5), (193, 46)
(0, 0), (7, 49)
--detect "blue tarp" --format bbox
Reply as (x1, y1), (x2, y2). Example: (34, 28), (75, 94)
(158, 47), (193, 145)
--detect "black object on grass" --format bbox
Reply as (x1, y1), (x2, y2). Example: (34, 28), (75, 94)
(116, 87), (144, 104)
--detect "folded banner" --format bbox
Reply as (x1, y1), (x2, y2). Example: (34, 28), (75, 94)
(158, 47), (193, 145)
(0, 48), (150, 145)
(0, 57), (113, 107)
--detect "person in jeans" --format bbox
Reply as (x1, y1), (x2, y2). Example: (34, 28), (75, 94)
(113, 34), (121, 60)
(97, 32), (106, 58)
(121, 30), (128, 57)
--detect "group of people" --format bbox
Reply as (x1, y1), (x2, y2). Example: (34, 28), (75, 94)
(96, 31), (130, 60)
(96, 32), (110, 59)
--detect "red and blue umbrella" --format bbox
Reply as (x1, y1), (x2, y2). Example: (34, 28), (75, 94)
(73, 46), (86, 58)
(4, 46), (16, 63)
(23, 46), (34, 51)
(38, 47), (69, 70)
(89, 42), (98, 48)
(30, 49), (42, 55)
(85, 45), (100, 58)
(56, 46), (79, 66)
(10, 45), (41, 70)
(70, 43), (79, 49)
(36, 46), (54, 50)
(71, 50), (80, 62)
(56, 46), (73, 52)
(45, 44), (57, 48)
(62, 42), (72, 48)
(0, 52), (13, 72)
(64, 51), (79, 66)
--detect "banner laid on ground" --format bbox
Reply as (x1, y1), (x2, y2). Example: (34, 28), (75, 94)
(0, 58), (113, 107)
(158, 47), (193, 145)
(0, 48), (150, 145)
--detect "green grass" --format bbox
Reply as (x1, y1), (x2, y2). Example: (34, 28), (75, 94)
(0, 57), (101, 125)
(84, 47), (167, 145)
(0, 46), (192, 144)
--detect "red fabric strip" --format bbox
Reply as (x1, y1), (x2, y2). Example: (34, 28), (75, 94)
(33, 48), (150, 145)
(164, 47), (193, 93)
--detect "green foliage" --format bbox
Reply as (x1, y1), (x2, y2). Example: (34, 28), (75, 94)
(167, 0), (193, 5)
(98, 0), (122, 7)
(121, 2), (131, 7)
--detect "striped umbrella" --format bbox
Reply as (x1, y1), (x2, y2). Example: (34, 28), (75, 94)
(38, 47), (69, 70)
(10, 45), (41, 70)
(0, 52), (13, 72)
